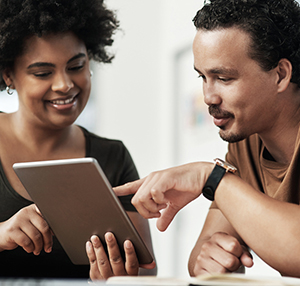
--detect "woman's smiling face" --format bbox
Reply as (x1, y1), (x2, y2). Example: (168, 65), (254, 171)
(5, 32), (91, 130)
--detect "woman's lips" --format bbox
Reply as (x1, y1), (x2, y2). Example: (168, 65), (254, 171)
(47, 95), (78, 110)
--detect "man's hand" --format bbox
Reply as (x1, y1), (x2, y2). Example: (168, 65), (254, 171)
(0, 204), (53, 255)
(193, 232), (253, 275)
(114, 162), (213, 231)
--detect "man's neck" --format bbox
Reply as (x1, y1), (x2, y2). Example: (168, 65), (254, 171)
(260, 116), (300, 165)
(258, 83), (300, 164)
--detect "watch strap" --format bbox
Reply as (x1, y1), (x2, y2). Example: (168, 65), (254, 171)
(202, 164), (226, 201)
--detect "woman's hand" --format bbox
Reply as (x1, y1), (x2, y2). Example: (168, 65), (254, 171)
(86, 232), (156, 280)
(114, 162), (214, 231)
(0, 204), (53, 255)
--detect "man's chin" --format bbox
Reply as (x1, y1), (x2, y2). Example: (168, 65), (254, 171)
(219, 130), (246, 143)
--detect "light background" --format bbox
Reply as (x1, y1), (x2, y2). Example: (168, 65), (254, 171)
(0, 0), (287, 278)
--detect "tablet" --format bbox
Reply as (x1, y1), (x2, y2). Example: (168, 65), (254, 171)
(13, 157), (153, 265)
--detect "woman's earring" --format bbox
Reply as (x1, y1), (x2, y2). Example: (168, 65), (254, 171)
(6, 85), (13, 96)
(90, 70), (93, 77)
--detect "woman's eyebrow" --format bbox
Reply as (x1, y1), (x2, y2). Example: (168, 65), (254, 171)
(27, 62), (55, 69)
(27, 53), (87, 69)
(67, 53), (86, 64)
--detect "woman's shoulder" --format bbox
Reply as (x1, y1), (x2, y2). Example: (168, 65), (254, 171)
(79, 125), (125, 148)
(78, 126), (131, 163)
(0, 112), (12, 133)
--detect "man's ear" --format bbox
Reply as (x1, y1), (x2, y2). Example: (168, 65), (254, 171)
(276, 58), (292, 93)
(2, 68), (15, 89)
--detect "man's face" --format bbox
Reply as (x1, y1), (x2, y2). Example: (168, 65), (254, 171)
(193, 27), (279, 142)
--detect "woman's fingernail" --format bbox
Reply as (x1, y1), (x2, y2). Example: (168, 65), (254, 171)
(105, 232), (113, 242)
(91, 235), (99, 245)
(124, 240), (132, 249)
(86, 241), (92, 250)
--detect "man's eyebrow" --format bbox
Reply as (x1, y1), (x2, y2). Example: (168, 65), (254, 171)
(209, 67), (239, 76)
(27, 53), (87, 69)
(194, 66), (238, 76)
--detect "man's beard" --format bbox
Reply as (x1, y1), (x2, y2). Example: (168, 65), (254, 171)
(209, 105), (246, 143)
(219, 128), (247, 143)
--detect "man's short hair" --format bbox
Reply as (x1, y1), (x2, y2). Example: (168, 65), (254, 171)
(193, 0), (300, 88)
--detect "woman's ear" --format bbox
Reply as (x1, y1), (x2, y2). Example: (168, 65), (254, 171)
(2, 68), (15, 89)
(276, 58), (292, 93)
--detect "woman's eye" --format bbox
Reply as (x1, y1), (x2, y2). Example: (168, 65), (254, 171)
(69, 65), (84, 71)
(34, 72), (51, 78)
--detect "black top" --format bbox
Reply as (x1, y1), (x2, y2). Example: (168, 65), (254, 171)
(0, 126), (139, 278)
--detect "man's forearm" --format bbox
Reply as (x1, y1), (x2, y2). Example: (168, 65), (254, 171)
(215, 173), (300, 277)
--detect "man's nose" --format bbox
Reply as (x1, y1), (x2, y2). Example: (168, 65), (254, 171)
(203, 83), (222, 106)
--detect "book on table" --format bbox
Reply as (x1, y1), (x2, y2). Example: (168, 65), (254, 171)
(106, 273), (300, 286)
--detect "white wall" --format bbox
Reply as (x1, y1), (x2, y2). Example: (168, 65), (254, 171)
(88, 0), (212, 278)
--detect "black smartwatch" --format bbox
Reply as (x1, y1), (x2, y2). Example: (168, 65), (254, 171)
(202, 158), (237, 201)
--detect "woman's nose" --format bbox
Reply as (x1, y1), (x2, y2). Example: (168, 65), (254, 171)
(51, 72), (74, 93)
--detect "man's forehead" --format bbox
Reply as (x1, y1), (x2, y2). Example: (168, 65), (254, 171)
(193, 27), (251, 48)
(193, 28), (252, 71)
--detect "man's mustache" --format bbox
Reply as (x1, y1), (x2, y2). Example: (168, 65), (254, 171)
(208, 105), (233, 118)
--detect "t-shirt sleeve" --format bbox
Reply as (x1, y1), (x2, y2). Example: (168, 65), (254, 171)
(84, 128), (139, 212)
(116, 145), (139, 212)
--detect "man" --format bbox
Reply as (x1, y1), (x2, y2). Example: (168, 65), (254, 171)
(115, 0), (300, 278)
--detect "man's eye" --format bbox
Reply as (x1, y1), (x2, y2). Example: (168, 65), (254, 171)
(218, 77), (232, 82)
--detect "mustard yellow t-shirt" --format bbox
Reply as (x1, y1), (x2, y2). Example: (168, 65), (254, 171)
(223, 129), (300, 204)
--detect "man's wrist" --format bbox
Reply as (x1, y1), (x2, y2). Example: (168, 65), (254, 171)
(202, 158), (237, 201)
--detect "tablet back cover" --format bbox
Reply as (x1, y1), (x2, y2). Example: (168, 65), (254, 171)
(13, 157), (153, 265)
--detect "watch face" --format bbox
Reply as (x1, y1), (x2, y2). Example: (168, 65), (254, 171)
(214, 158), (237, 173)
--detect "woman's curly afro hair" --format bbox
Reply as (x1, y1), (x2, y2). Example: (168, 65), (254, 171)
(193, 0), (300, 88)
(0, 0), (119, 90)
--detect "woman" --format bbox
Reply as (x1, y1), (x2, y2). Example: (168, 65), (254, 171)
(0, 0), (156, 280)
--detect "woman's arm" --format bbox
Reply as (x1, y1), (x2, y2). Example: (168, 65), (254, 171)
(0, 204), (53, 255)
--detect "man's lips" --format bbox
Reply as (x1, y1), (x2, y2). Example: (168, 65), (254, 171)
(213, 116), (231, 127)
(209, 105), (233, 127)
